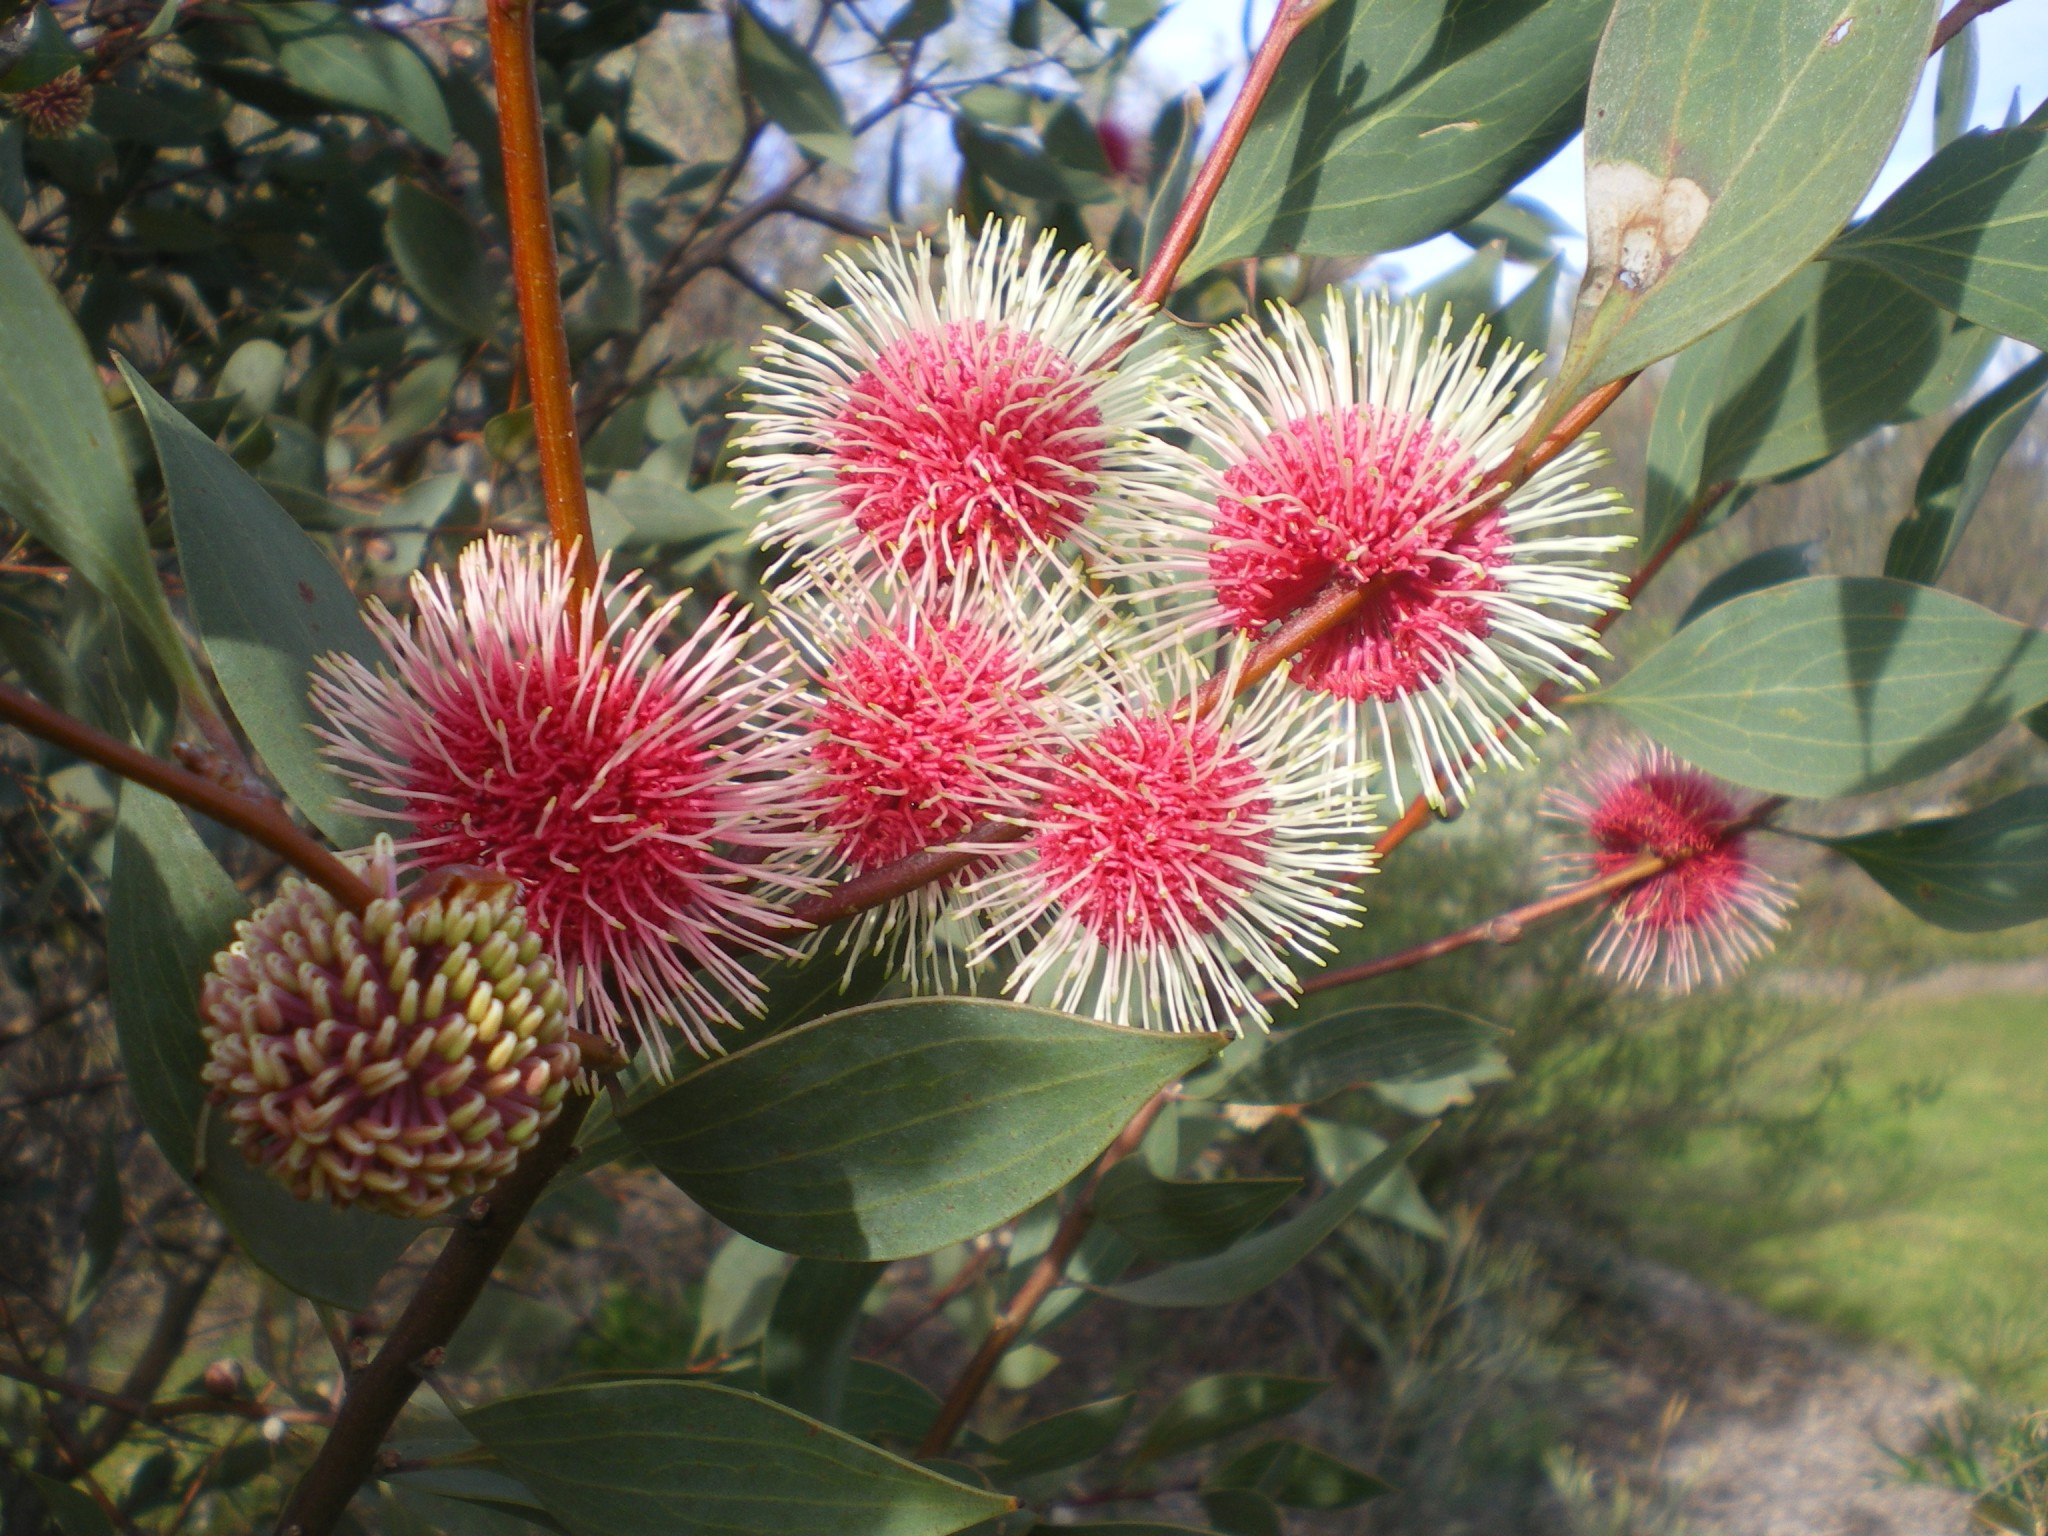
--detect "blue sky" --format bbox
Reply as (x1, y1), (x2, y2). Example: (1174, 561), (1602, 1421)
(1131, 0), (2048, 292)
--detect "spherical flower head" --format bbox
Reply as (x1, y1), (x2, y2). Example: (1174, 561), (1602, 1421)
(200, 843), (579, 1219)
(312, 536), (821, 1069)
(734, 214), (1180, 587)
(960, 656), (1378, 1035)
(1098, 291), (1632, 810)
(1546, 744), (1795, 992)
(8, 69), (92, 138)
(774, 569), (1109, 986)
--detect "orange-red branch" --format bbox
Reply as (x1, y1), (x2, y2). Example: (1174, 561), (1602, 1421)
(485, 0), (597, 592)
(1131, 0), (1331, 308)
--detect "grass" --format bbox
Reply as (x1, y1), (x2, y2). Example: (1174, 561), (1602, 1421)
(1626, 984), (2048, 1399)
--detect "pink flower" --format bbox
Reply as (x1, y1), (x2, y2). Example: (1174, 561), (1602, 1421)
(1546, 745), (1795, 992)
(1100, 293), (1630, 810)
(735, 215), (1178, 586)
(960, 659), (1377, 1034)
(772, 570), (1106, 985)
(312, 537), (819, 1068)
(200, 844), (579, 1217)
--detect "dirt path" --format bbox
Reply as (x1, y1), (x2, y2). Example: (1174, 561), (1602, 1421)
(1551, 1232), (1971, 1535)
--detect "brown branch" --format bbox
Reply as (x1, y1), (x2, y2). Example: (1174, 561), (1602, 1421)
(915, 1091), (1175, 1459)
(0, 678), (374, 912)
(1132, 0), (1335, 308)
(1933, 0), (2013, 52)
(272, 1096), (592, 1536)
(79, 1240), (228, 1466)
(0, 1359), (284, 1427)
(485, 0), (596, 592)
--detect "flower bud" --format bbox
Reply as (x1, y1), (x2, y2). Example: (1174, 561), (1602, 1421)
(201, 1359), (246, 1399)
(7, 69), (93, 139)
(200, 843), (579, 1219)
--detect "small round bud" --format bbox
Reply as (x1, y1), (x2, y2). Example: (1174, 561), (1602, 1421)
(200, 839), (580, 1219)
(6, 69), (93, 139)
(201, 1359), (246, 1399)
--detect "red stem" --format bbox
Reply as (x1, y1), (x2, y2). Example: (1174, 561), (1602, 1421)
(0, 678), (375, 912)
(486, 0), (597, 592)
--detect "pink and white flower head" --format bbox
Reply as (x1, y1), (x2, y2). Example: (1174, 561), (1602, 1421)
(311, 536), (821, 1070)
(771, 565), (1111, 987)
(957, 652), (1378, 1035)
(1100, 291), (1630, 811)
(733, 214), (1177, 588)
(1545, 744), (1795, 993)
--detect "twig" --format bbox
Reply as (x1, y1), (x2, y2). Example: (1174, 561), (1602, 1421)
(0, 679), (375, 913)
(1933, 0), (2014, 51)
(1372, 478), (1731, 860)
(485, 0), (596, 591)
(271, 1096), (592, 1536)
(873, 1245), (995, 1356)
(1132, 0), (1334, 308)
(1308, 797), (1789, 1000)
(915, 1091), (1174, 1459)
(0, 1358), (281, 1425)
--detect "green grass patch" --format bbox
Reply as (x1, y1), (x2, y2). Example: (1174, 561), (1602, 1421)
(1623, 987), (2048, 1398)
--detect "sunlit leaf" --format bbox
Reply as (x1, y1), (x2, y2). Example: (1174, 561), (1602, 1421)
(1190, 0), (1609, 272)
(1886, 353), (2048, 584)
(1596, 577), (2048, 797)
(622, 999), (1221, 1260)
(1830, 110), (2048, 350)
(732, 1), (852, 167)
(1823, 787), (2048, 931)
(1131, 1375), (1328, 1465)
(1568, 0), (1936, 384)
(252, 1), (452, 153)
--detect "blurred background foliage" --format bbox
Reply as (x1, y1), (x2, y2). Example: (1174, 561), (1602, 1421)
(1, 0), (2045, 1532)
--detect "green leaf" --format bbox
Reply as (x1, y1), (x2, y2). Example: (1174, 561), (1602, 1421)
(1105, 1125), (1434, 1308)
(1696, 262), (1998, 488)
(1199, 1489), (1280, 1536)
(1887, 353), (2048, 584)
(1492, 256), (1563, 361)
(1092, 1164), (1300, 1263)
(1299, 1120), (1446, 1240)
(1189, 0), (1609, 272)
(375, 353), (462, 447)
(732, 1), (852, 168)
(1140, 91), (1201, 278)
(465, 1380), (1012, 1536)
(108, 784), (414, 1307)
(116, 359), (384, 848)
(1025, 1527), (1213, 1535)
(760, 1259), (885, 1426)
(1455, 193), (1572, 263)
(750, 947), (895, 1040)
(884, 0), (953, 43)
(1677, 542), (1821, 629)
(841, 1359), (945, 1448)
(1639, 325), (1740, 552)
(622, 999), (1222, 1261)
(1132, 1375), (1329, 1466)
(1822, 787), (2048, 931)
(1208, 1004), (1501, 1106)
(1934, 18), (1976, 148)
(692, 1231), (788, 1361)
(1568, 0), (1938, 385)
(1209, 1439), (1390, 1509)
(0, 219), (197, 697)
(1830, 113), (2048, 350)
(1596, 576), (2048, 797)
(989, 1394), (1134, 1478)
(388, 183), (496, 340)
(27, 1476), (114, 1536)
(253, 1), (453, 154)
